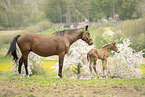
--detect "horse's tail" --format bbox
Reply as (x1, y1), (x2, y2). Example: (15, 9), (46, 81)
(6, 35), (21, 62)
(87, 53), (89, 61)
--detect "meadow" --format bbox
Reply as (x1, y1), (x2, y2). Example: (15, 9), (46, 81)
(0, 29), (145, 97)
(0, 54), (145, 97)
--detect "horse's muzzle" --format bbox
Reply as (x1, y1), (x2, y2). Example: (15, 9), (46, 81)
(88, 42), (93, 45)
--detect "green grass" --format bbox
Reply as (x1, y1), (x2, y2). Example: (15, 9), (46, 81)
(0, 71), (145, 87)
(0, 71), (145, 96)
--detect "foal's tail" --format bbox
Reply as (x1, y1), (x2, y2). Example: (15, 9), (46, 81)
(6, 35), (21, 62)
(87, 53), (89, 61)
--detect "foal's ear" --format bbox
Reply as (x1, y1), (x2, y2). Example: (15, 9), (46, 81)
(84, 25), (88, 31)
(113, 42), (116, 45)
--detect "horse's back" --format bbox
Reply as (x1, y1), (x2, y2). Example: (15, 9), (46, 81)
(17, 33), (66, 56)
(17, 33), (37, 52)
(88, 48), (106, 59)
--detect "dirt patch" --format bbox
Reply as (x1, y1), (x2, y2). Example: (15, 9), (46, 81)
(0, 80), (145, 97)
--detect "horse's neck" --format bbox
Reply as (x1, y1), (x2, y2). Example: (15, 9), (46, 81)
(66, 29), (83, 45)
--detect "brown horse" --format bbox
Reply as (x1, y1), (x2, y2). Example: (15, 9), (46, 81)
(6, 25), (93, 78)
(87, 42), (119, 78)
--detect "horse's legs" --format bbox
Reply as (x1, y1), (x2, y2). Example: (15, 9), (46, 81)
(58, 52), (65, 78)
(93, 58), (99, 78)
(24, 56), (28, 76)
(102, 59), (107, 78)
(18, 51), (29, 76)
(23, 52), (29, 76)
(18, 56), (24, 75)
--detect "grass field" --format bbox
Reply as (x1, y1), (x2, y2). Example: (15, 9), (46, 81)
(0, 29), (145, 97)
(0, 55), (145, 96)
(0, 71), (145, 97)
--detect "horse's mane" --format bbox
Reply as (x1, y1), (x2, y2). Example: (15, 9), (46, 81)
(102, 43), (113, 48)
(54, 28), (83, 36)
(55, 30), (66, 35)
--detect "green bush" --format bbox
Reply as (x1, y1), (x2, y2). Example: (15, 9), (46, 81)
(93, 27), (125, 49)
(24, 20), (52, 33)
(113, 17), (145, 51)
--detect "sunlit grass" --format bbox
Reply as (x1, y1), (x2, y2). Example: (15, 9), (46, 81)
(0, 56), (58, 72)
(139, 64), (145, 73)
(41, 60), (58, 73)
(139, 68), (145, 73)
(0, 55), (11, 71)
(0, 62), (11, 71)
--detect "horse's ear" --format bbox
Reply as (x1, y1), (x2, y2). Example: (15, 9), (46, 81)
(84, 25), (88, 31)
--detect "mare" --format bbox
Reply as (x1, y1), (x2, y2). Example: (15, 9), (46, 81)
(6, 25), (93, 78)
(87, 42), (119, 78)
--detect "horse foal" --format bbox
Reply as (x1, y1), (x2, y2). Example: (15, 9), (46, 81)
(87, 42), (119, 78)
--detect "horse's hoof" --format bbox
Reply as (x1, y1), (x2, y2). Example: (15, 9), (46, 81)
(59, 75), (63, 78)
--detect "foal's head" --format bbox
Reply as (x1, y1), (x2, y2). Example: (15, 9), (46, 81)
(111, 42), (119, 53)
(81, 25), (93, 45)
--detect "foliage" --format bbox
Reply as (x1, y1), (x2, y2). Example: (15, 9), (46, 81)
(95, 39), (143, 78)
(24, 20), (52, 33)
(113, 16), (145, 52)
(44, 0), (142, 23)
(28, 52), (46, 75)
(53, 39), (143, 78)
(0, 0), (143, 28)
(0, 0), (46, 28)
(133, 0), (145, 18)
(107, 39), (143, 78)
(11, 50), (46, 76)
(94, 27), (126, 49)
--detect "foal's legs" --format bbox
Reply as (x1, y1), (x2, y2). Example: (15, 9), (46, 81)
(58, 52), (65, 78)
(89, 59), (93, 78)
(89, 60), (93, 73)
(93, 58), (99, 78)
(102, 59), (107, 78)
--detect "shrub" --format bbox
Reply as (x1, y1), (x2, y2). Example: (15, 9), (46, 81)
(52, 39), (143, 79)
(24, 20), (52, 33)
(94, 27), (126, 50)
(107, 39), (143, 78)
(113, 17), (145, 51)
(96, 39), (143, 78)
(11, 48), (46, 76)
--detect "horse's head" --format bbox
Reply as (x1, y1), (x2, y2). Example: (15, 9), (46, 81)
(112, 42), (120, 53)
(81, 25), (93, 45)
